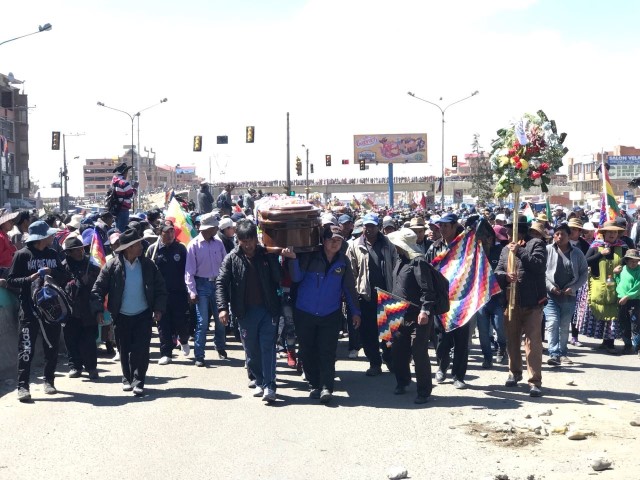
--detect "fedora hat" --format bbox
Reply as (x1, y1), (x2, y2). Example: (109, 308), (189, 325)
(409, 217), (426, 230)
(599, 221), (625, 232)
(112, 162), (132, 174)
(387, 229), (422, 259)
(115, 228), (144, 252)
(567, 218), (584, 230)
(142, 228), (158, 241)
(505, 215), (529, 229)
(623, 249), (640, 263)
(198, 212), (219, 231)
(63, 235), (84, 251)
(528, 220), (550, 239)
(67, 214), (84, 230)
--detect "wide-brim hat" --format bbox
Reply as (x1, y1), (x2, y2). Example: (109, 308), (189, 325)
(528, 221), (550, 239)
(27, 220), (58, 242)
(409, 217), (426, 230)
(115, 228), (144, 252)
(142, 229), (158, 241)
(199, 212), (219, 230)
(505, 215), (530, 229)
(63, 235), (84, 251)
(623, 249), (640, 262)
(387, 229), (422, 259)
(599, 221), (625, 232)
(113, 162), (132, 174)
(0, 209), (20, 226)
(67, 214), (84, 230)
(536, 213), (549, 223)
(567, 218), (584, 230)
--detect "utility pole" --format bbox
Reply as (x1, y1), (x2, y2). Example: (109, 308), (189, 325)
(286, 112), (291, 195)
(305, 147), (309, 201)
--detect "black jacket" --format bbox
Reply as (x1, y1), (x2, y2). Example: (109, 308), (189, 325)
(216, 244), (282, 319)
(217, 231), (236, 254)
(90, 254), (167, 320)
(495, 237), (547, 308)
(62, 256), (100, 326)
(197, 188), (214, 214)
(146, 240), (188, 294)
(392, 255), (437, 324)
(585, 244), (627, 278)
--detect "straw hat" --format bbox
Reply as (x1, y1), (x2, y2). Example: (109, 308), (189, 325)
(528, 220), (550, 239)
(0, 209), (19, 227)
(67, 214), (84, 230)
(536, 213), (549, 223)
(387, 229), (422, 259)
(567, 218), (584, 230)
(599, 221), (625, 232)
(409, 217), (426, 230)
(622, 249), (640, 264)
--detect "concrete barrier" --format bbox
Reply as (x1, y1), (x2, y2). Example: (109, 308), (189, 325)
(0, 288), (19, 380)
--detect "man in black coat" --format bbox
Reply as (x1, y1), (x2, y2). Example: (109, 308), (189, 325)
(197, 181), (214, 214)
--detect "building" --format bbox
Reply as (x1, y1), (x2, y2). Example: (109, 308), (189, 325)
(566, 145), (640, 205)
(0, 73), (31, 207)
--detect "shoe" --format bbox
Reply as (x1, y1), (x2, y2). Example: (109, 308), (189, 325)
(348, 349), (359, 359)
(597, 342), (608, 350)
(559, 356), (573, 365)
(414, 395), (430, 404)
(122, 382), (133, 392)
(17, 387), (31, 402)
(365, 366), (382, 377)
(622, 344), (633, 355)
(88, 369), (99, 380)
(180, 343), (190, 357)
(394, 385), (407, 395)
(496, 351), (506, 364)
(218, 350), (229, 360)
(309, 388), (321, 399)
(195, 359), (205, 367)
(505, 373), (523, 387)
(44, 382), (57, 395)
(570, 337), (582, 347)
(453, 379), (467, 389)
(262, 387), (276, 403)
(435, 370), (445, 383)
(105, 343), (115, 355)
(68, 368), (82, 378)
(529, 385), (542, 397)
(133, 386), (144, 396)
(248, 379), (257, 389)
(253, 386), (265, 397)
(112, 350), (120, 362)
(319, 388), (332, 404)
(547, 356), (561, 366)
(286, 350), (297, 368)
(296, 360), (303, 374)
(607, 347), (618, 355)
(482, 359), (493, 369)
(158, 356), (171, 365)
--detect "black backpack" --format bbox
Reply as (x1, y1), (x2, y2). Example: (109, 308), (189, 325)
(427, 263), (450, 315)
(104, 187), (120, 214)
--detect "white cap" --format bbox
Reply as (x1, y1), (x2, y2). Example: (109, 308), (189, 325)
(582, 222), (596, 231)
(219, 217), (235, 230)
(495, 213), (507, 222)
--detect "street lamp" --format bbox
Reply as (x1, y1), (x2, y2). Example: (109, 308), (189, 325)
(97, 98), (167, 210)
(61, 133), (85, 212)
(0, 23), (52, 47)
(407, 90), (479, 209)
(302, 144), (309, 200)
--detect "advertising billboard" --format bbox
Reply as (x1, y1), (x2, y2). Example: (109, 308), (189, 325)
(354, 133), (427, 164)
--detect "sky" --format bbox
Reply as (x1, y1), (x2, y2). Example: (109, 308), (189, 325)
(3, 0), (640, 196)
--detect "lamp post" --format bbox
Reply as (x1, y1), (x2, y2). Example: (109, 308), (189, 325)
(407, 90), (479, 209)
(61, 133), (84, 212)
(302, 144), (309, 201)
(0, 23), (52, 47)
(97, 98), (167, 210)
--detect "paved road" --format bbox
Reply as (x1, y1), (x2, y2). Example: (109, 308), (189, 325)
(1, 332), (639, 480)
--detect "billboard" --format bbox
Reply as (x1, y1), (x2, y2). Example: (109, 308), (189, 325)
(176, 166), (196, 174)
(354, 133), (427, 164)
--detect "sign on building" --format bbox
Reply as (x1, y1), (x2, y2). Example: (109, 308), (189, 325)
(354, 133), (427, 164)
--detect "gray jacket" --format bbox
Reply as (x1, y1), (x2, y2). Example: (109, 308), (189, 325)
(346, 233), (398, 301)
(545, 243), (588, 296)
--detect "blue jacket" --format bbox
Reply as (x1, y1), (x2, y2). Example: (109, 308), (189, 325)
(290, 250), (361, 318)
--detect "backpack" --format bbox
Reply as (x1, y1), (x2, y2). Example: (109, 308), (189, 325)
(104, 187), (120, 214)
(427, 264), (450, 315)
(31, 274), (73, 326)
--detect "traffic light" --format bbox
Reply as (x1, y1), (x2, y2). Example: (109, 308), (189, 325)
(451, 155), (458, 168)
(246, 126), (255, 143)
(289, 191), (295, 196)
(193, 135), (202, 152)
(216, 136), (228, 144)
(51, 131), (60, 150)
(295, 156), (302, 176)
(325, 154), (331, 166)
(310, 164), (314, 174)
(359, 159), (366, 171)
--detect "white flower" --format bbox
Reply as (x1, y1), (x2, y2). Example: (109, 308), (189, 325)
(533, 177), (542, 186)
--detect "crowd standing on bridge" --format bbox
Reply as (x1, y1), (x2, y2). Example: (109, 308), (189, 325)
(1, 182), (639, 404)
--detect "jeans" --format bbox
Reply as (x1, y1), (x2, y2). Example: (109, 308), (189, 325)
(239, 305), (277, 390)
(115, 209), (130, 232)
(544, 295), (576, 358)
(194, 277), (226, 361)
(477, 295), (507, 361)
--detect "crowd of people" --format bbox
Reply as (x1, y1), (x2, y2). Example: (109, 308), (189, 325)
(1, 170), (638, 404)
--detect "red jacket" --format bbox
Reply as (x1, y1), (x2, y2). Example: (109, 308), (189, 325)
(0, 230), (17, 268)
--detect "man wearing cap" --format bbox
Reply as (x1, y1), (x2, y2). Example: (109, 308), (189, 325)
(338, 215), (354, 242)
(494, 213), (507, 226)
(346, 213), (399, 376)
(61, 236), (101, 380)
(7, 220), (68, 402)
(146, 220), (190, 365)
(91, 228), (167, 396)
(285, 226), (361, 403)
(382, 216), (396, 235)
(321, 213), (338, 228)
(409, 217), (431, 255)
(217, 217), (236, 254)
(197, 181), (214, 214)
(185, 212), (228, 365)
(111, 163), (138, 232)
(94, 211), (115, 254)
(495, 215), (548, 397)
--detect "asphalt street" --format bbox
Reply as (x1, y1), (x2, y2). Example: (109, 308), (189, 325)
(0, 330), (639, 480)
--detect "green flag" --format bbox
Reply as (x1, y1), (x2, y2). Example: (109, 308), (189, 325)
(545, 198), (552, 220)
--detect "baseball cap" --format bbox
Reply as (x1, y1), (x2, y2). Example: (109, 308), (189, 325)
(362, 214), (379, 226)
(338, 214), (353, 224)
(321, 213), (338, 226)
(382, 216), (394, 229)
(219, 217), (235, 231)
(161, 220), (175, 232)
(352, 219), (364, 235)
(323, 225), (343, 240)
(435, 213), (458, 224)
(495, 213), (507, 222)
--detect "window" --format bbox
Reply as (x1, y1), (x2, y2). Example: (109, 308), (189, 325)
(0, 118), (14, 141)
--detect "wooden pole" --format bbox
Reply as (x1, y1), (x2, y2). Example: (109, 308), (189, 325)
(508, 186), (521, 316)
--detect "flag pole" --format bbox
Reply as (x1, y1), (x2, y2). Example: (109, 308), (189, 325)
(601, 148), (608, 221)
(508, 186), (521, 317)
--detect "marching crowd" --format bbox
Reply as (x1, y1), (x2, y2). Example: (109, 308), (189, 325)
(1, 168), (638, 405)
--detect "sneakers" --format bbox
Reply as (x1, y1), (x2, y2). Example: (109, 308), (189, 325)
(17, 387), (31, 402)
(547, 356), (561, 366)
(122, 382), (133, 392)
(262, 387), (276, 403)
(453, 379), (467, 390)
(43, 382), (57, 395)
(570, 337), (582, 347)
(88, 369), (99, 380)
(309, 388), (321, 399)
(286, 350), (297, 368)
(253, 386), (265, 397)
(319, 388), (332, 404)
(505, 373), (523, 387)
(180, 343), (190, 357)
(482, 359), (493, 369)
(133, 386), (144, 396)
(112, 350), (120, 362)
(68, 368), (82, 378)
(195, 359), (205, 367)
(348, 349), (359, 359)
(435, 370), (446, 383)
(365, 366), (382, 377)
(496, 350), (506, 364)
(529, 385), (542, 397)
(158, 356), (171, 365)
(559, 356), (573, 365)
(218, 350), (229, 361)
(248, 379), (257, 389)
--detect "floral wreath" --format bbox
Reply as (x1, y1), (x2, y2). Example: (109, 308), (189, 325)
(490, 110), (568, 198)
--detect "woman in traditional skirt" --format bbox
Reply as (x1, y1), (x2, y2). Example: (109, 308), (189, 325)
(578, 221), (627, 353)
